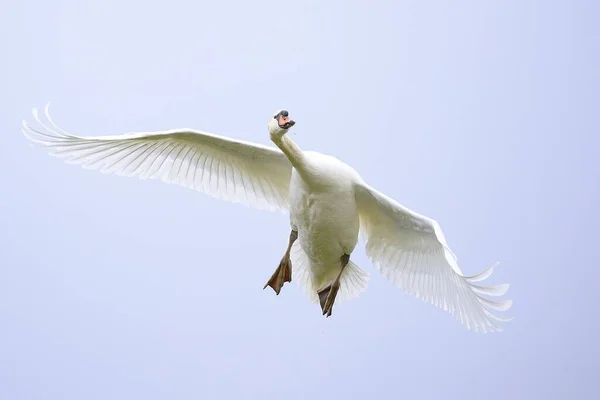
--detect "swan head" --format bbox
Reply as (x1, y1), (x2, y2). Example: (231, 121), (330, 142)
(268, 109), (295, 140)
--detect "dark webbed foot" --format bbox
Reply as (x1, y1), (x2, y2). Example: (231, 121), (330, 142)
(263, 257), (292, 295)
(263, 230), (298, 295)
(317, 254), (350, 318)
(318, 282), (340, 317)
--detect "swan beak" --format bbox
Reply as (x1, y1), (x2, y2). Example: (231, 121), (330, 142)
(282, 119), (295, 129)
(277, 112), (296, 130)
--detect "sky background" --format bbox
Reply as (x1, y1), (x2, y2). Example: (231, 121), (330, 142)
(1, 0), (599, 399)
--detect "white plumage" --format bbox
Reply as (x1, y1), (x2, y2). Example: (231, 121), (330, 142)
(22, 104), (512, 333)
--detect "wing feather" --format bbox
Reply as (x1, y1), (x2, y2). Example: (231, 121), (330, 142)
(355, 181), (513, 333)
(23, 104), (292, 212)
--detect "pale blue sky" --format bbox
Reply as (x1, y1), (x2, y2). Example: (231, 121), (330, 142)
(1, 0), (599, 399)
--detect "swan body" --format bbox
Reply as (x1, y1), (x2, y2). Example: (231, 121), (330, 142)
(289, 152), (361, 292)
(22, 104), (513, 333)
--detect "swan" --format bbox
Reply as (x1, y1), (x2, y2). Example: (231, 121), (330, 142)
(22, 104), (513, 332)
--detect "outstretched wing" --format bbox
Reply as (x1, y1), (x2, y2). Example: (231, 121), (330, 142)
(355, 181), (513, 333)
(23, 104), (293, 212)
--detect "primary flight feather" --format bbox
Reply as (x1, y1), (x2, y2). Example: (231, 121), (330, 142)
(23, 104), (513, 333)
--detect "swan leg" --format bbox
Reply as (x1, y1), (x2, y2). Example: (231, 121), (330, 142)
(318, 254), (350, 318)
(263, 230), (298, 295)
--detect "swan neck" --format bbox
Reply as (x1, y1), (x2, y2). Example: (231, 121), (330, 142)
(273, 134), (305, 168)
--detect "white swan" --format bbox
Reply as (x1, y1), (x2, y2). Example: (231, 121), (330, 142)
(22, 104), (513, 332)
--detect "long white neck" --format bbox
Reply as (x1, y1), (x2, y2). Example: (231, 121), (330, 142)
(272, 134), (306, 170)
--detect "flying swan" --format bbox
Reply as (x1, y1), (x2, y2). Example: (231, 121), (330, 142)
(22, 104), (513, 333)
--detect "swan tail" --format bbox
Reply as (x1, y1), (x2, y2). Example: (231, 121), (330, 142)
(338, 259), (370, 304)
(290, 241), (370, 305)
